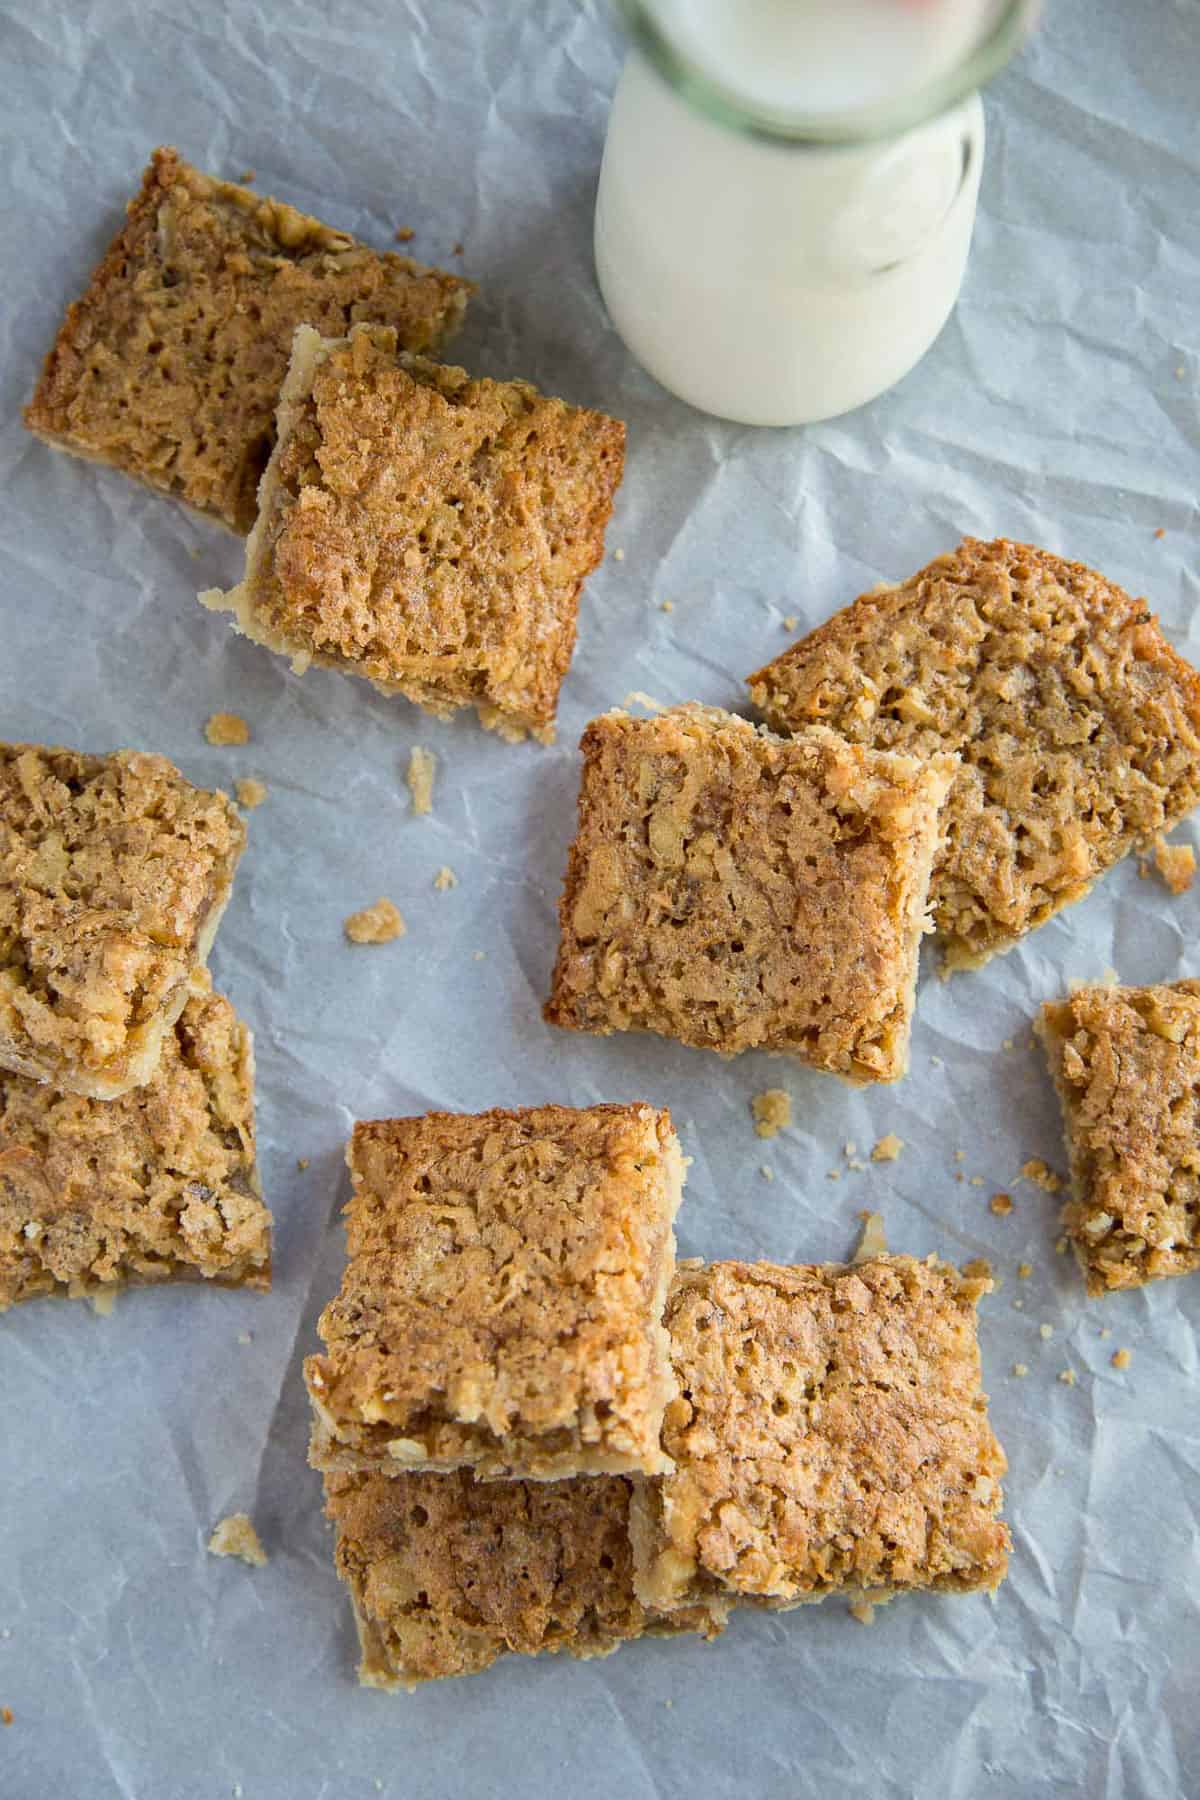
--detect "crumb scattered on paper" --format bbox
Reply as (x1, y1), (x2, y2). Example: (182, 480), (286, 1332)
(1, 1708), (12, 1726)
(1022, 1159), (1063, 1193)
(205, 711), (250, 747)
(1002, 1037), (1014, 1051)
(1111, 1347), (1132, 1370)
(871, 1134), (903, 1162)
(407, 746), (436, 815)
(827, 1168), (841, 1182)
(660, 599), (674, 613)
(1017, 1262), (1032, 1279)
(235, 777), (267, 810)
(208, 1514), (267, 1567)
(90, 1287), (116, 1317)
(849, 1600), (876, 1625)
(990, 1192), (1013, 1216)
(751, 1088), (791, 1138)
(853, 1211), (888, 1263)
(1040, 1323), (1054, 1341)
(612, 547), (625, 561)
(1058, 1369), (1077, 1387)
(434, 865), (458, 890)
(759, 1164), (774, 1182)
(237, 1332), (252, 1346)
(345, 899), (406, 944)
(240, 169), (255, 183)
(1012, 1363), (1028, 1378)
(622, 691), (665, 712)
(473, 949), (486, 961)
(1099, 1326), (1112, 1339)
(782, 615), (798, 631)
(297, 1158), (310, 1171)
(969, 1175), (984, 1188)
(395, 225), (414, 241)
(1152, 835), (1195, 894)
(452, 240), (464, 255)
(1154, 526), (1166, 539)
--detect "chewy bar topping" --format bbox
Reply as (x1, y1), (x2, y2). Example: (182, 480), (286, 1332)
(0, 987), (270, 1309)
(24, 147), (470, 532)
(324, 1469), (724, 1690)
(545, 705), (955, 1081)
(1038, 981), (1200, 1295)
(0, 744), (245, 1099)
(747, 538), (1200, 970)
(202, 323), (625, 740)
(305, 1103), (683, 1481)
(630, 1257), (1009, 1614)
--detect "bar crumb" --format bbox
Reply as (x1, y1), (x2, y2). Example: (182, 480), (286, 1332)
(990, 1192), (1014, 1217)
(434, 865), (458, 891)
(344, 898), (406, 944)
(208, 1514), (267, 1567)
(1153, 835), (1195, 895)
(1111, 1347), (1132, 1370)
(1058, 1368), (1077, 1387)
(759, 1164), (775, 1182)
(235, 777), (268, 810)
(395, 225), (414, 242)
(848, 1599), (877, 1625)
(406, 746), (436, 816)
(1039, 1323), (1054, 1340)
(751, 1088), (791, 1138)
(1, 1708), (12, 1726)
(612, 547), (625, 561)
(297, 1158), (310, 1171)
(90, 1288), (117, 1317)
(660, 600), (674, 613)
(853, 1211), (888, 1263)
(1021, 1158), (1063, 1193)
(867, 1137), (906, 1166)
(782, 615), (798, 631)
(205, 711), (250, 747)
(1012, 1363), (1028, 1378)
(1017, 1262), (1032, 1279)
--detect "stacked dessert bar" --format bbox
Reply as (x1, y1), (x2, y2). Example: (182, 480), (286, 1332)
(304, 1103), (1009, 1688)
(0, 743), (271, 1309)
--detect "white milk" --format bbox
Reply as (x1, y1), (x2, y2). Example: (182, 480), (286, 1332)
(594, 2), (1008, 424)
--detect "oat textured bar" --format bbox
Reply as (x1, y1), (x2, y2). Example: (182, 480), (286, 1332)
(305, 1103), (682, 1481)
(545, 705), (955, 1081)
(630, 1257), (1009, 1614)
(202, 323), (624, 740)
(1037, 980), (1200, 1295)
(0, 744), (245, 1098)
(24, 147), (470, 532)
(324, 1469), (725, 1689)
(748, 538), (1200, 969)
(0, 987), (269, 1309)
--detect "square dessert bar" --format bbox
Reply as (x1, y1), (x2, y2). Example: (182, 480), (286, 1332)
(748, 538), (1200, 970)
(1038, 981), (1200, 1295)
(633, 1252), (1007, 1620)
(544, 705), (956, 1081)
(0, 985), (270, 1309)
(201, 323), (625, 741)
(24, 146), (470, 533)
(305, 1103), (682, 1481)
(0, 744), (245, 1099)
(324, 1469), (725, 1689)
(631, 1257), (1009, 1615)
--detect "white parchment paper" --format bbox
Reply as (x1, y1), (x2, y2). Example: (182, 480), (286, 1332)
(2, 3), (1198, 1795)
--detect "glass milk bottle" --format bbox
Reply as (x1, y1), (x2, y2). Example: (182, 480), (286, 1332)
(595, 0), (1038, 425)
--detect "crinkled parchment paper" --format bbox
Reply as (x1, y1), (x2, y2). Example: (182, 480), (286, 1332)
(1, 2), (1197, 1795)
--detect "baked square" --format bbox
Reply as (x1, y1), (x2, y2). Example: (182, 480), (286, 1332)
(0, 744), (245, 1098)
(544, 705), (955, 1081)
(24, 147), (470, 533)
(201, 323), (624, 741)
(0, 984), (269, 1309)
(1038, 981), (1200, 1295)
(748, 538), (1200, 970)
(630, 1257), (1009, 1614)
(324, 1469), (725, 1689)
(305, 1103), (682, 1481)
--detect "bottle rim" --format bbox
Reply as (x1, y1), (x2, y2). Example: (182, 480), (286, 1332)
(615, 0), (1038, 144)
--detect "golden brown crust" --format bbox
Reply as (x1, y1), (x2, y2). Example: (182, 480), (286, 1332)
(544, 705), (955, 1080)
(0, 988), (269, 1309)
(24, 147), (471, 532)
(632, 1257), (1009, 1612)
(324, 1469), (725, 1688)
(0, 744), (245, 1097)
(206, 324), (624, 739)
(1037, 981), (1200, 1295)
(305, 1103), (682, 1481)
(747, 539), (1200, 969)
